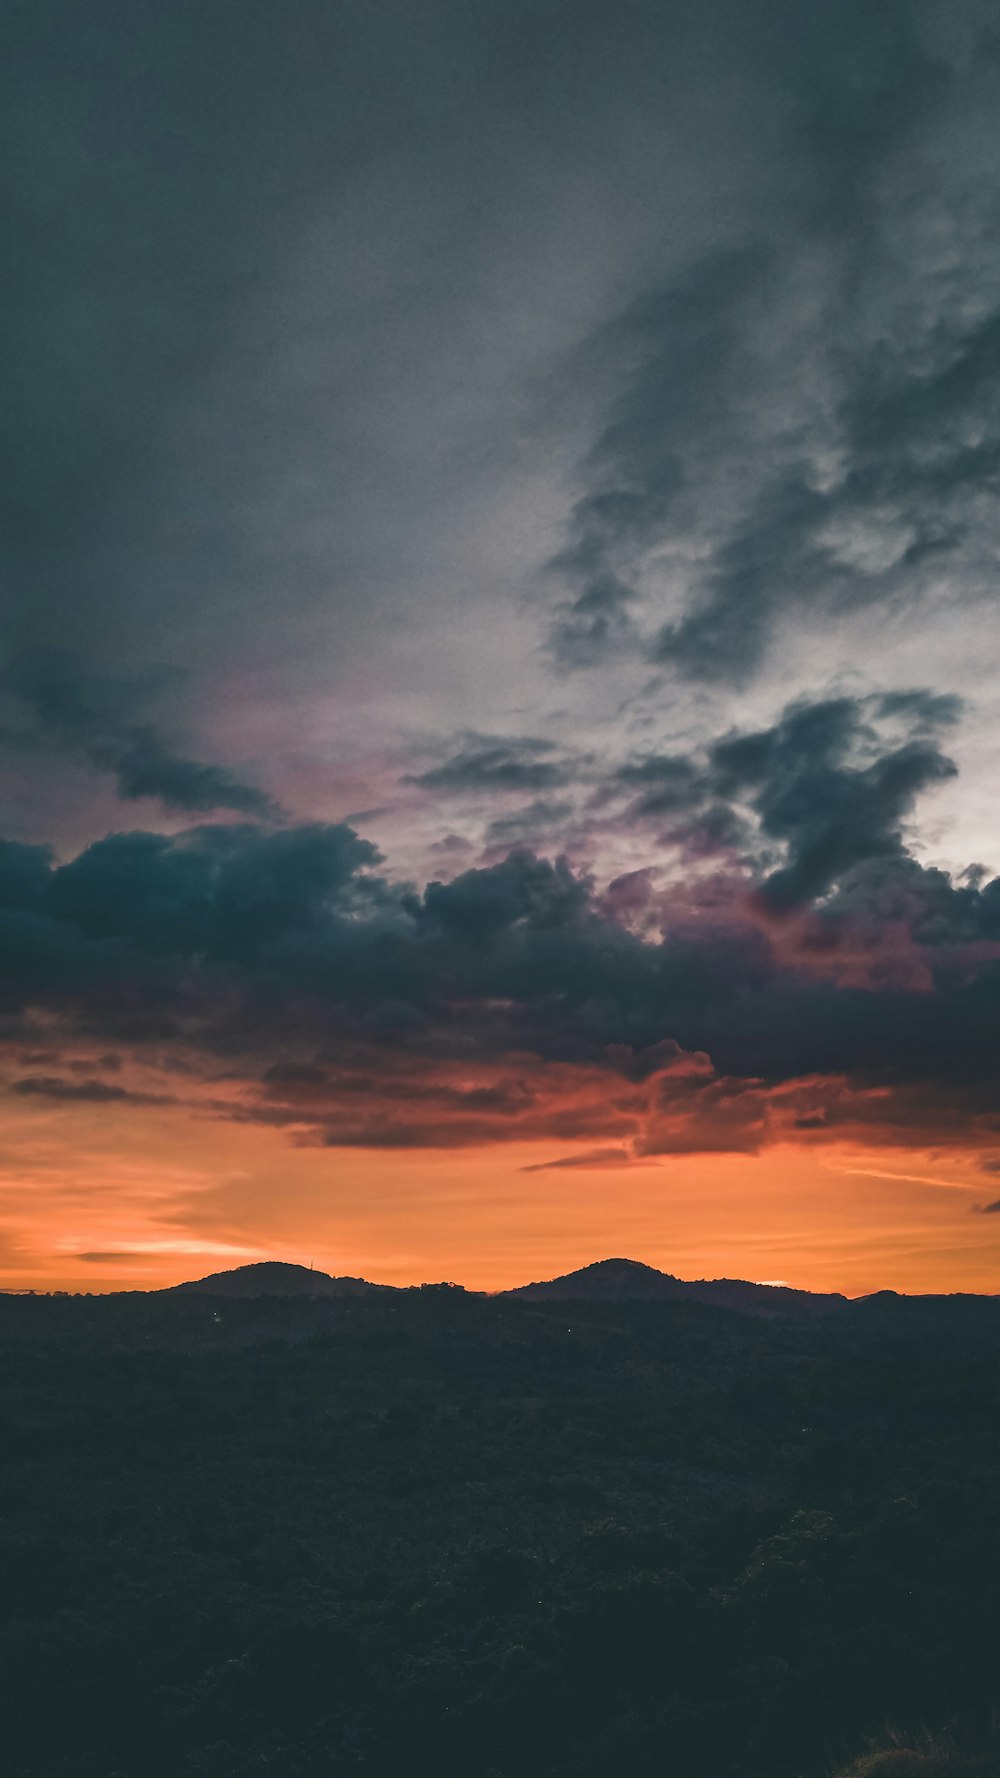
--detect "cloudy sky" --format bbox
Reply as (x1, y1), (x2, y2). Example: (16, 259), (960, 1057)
(3, 0), (1000, 1293)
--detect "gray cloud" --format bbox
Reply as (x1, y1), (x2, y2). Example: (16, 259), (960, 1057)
(544, 8), (1000, 686)
(1, 0), (997, 889)
(6, 650), (277, 818)
(483, 800), (576, 848)
(616, 753), (704, 819)
(408, 737), (575, 795)
(1, 0), (786, 849)
(548, 244), (773, 668)
(75, 1251), (149, 1263)
(11, 1075), (172, 1106)
(708, 695), (959, 910)
(521, 1147), (636, 1172)
(603, 690), (960, 902)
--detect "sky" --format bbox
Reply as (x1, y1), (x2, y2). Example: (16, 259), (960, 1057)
(2, 0), (1000, 1296)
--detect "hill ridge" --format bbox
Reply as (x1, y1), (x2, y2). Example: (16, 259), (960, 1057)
(503, 1255), (849, 1316)
(78, 1255), (995, 1314)
(168, 1260), (393, 1299)
(163, 1253), (852, 1317)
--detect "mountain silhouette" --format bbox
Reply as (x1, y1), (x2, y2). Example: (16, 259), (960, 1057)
(504, 1256), (849, 1317)
(147, 1256), (996, 1315)
(168, 1261), (392, 1298)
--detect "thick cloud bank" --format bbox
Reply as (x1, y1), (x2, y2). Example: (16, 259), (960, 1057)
(1, 695), (996, 1160)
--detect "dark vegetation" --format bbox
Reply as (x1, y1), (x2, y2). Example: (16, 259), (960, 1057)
(2, 1274), (999, 1777)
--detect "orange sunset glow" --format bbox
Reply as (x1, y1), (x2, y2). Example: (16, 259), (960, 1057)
(3, 1074), (998, 1297)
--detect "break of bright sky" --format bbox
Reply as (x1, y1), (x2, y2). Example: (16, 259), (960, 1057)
(2, 0), (1000, 1295)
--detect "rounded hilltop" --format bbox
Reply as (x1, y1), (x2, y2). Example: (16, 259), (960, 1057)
(508, 1257), (686, 1301)
(168, 1261), (377, 1298)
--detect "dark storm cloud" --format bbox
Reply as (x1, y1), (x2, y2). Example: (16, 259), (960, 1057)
(608, 691), (960, 900)
(420, 849), (592, 940)
(104, 733), (276, 819)
(5, 651), (277, 817)
(708, 696), (958, 910)
(0, 689), (995, 1152)
(43, 821), (381, 960)
(874, 691), (965, 732)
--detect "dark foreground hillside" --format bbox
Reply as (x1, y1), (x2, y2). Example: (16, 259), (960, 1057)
(2, 1285), (999, 1778)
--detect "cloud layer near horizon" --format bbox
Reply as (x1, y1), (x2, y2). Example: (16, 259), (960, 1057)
(0, 693), (996, 1165)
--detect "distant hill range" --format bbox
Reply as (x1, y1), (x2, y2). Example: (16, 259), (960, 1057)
(157, 1255), (996, 1317)
(504, 1256), (850, 1317)
(167, 1255), (851, 1316)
